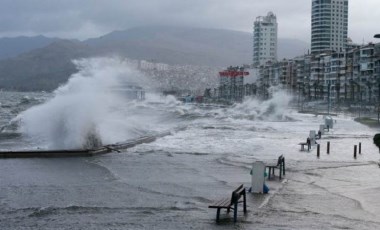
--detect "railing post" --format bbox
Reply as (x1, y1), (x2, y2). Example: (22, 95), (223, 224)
(354, 145), (357, 159)
(327, 141), (330, 154)
(243, 190), (247, 213)
(359, 142), (362, 154)
(317, 144), (320, 158)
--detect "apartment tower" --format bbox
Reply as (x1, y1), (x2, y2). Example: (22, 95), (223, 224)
(311, 0), (348, 54)
(253, 12), (278, 66)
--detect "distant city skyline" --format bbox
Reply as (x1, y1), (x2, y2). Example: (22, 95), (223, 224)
(0, 0), (378, 44)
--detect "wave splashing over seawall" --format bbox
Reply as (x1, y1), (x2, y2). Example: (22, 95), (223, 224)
(16, 57), (150, 149)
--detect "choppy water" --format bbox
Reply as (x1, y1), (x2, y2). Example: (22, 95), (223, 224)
(1, 58), (380, 229)
(1, 89), (380, 229)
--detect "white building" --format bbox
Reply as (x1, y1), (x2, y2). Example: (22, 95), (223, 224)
(311, 0), (349, 54)
(253, 12), (278, 66)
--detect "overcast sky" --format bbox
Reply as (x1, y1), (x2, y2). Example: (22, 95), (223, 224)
(0, 0), (379, 44)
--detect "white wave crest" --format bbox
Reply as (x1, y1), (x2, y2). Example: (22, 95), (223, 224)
(18, 57), (151, 149)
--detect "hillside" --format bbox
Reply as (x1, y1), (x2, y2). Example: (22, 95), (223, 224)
(86, 26), (309, 66)
(85, 26), (252, 67)
(0, 26), (309, 91)
(0, 35), (59, 60)
(0, 40), (95, 91)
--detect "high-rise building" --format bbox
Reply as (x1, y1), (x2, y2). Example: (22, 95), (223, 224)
(311, 0), (348, 54)
(253, 12), (278, 66)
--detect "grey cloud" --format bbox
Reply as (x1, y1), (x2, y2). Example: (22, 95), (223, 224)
(0, 0), (378, 43)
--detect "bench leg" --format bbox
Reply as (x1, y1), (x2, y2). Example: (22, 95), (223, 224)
(279, 165), (282, 180)
(243, 191), (247, 213)
(216, 208), (221, 222)
(233, 203), (238, 223)
(227, 207), (230, 213)
(283, 160), (286, 176)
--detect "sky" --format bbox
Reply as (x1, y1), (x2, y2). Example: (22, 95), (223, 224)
(0, 0), (379, 44)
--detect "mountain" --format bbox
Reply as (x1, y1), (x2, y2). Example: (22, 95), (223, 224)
(85, 26), (309, 65)
(0, 35), (59, 60)
(85, 26), (252, 67)
(0, 26), (309, 91)
(0, 40), (95, 91)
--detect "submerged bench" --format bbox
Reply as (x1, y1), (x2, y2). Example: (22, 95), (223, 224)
(208, 184), (247, 222)
(265, 155), (285, 180)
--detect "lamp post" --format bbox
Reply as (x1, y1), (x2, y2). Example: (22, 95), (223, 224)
(336, 80), (341, 105)
(349, 79), (354, 102)
(344, 82), (347, 103)
(327, 82), (331, 114)
(313, 82), (317, 100)
(297, 82), (301, 108)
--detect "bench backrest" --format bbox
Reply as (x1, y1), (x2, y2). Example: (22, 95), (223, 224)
(230, 184), (245, 206)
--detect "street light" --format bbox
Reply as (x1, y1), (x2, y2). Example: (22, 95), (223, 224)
(327, 82), (332, 115)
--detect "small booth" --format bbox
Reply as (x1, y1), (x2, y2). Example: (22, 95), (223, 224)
(251, 161), (265, 193)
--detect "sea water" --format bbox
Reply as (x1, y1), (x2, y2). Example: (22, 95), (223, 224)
(0, 58), (380, 229)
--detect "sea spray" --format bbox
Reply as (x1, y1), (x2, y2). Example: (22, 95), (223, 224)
(157, 88), (294, 123)
(227, 88), (294, 121)
(17, 57), (154, 149)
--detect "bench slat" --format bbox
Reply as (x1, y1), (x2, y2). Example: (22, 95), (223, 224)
(216, 198), (230, 207)
(209, 197), (231, 208)
(235, 187), (245, 195)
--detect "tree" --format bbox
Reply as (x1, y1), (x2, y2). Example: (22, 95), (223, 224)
(373, 134), (380, 153)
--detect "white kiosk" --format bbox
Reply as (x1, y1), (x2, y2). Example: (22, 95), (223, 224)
(324, 116), (334, 130)
(251, 161), (265, 193)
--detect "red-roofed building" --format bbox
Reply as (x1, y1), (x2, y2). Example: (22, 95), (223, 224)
(219, 66), (249, 102)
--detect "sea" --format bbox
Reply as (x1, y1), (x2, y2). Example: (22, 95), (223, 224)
(1, 58), (380, 230)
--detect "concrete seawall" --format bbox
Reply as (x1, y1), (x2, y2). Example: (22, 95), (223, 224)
(0, 128), (182, 158)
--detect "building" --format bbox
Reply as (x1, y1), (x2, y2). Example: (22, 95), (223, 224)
(311, 0), (348, 55)
(279, 59), (296, 92)
(254, 41), (380, 106)
(253, 12), (278, 66)
(218, 67), (249, 102)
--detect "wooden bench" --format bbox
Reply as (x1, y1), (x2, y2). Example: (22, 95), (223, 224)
(208, 184), (247, 222)
(265, 155), (285, 180)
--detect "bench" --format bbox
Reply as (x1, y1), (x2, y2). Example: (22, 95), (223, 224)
(265, 155), (285, 180)
(299, 142), (308, 151)
(208, 184), (247, 222)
